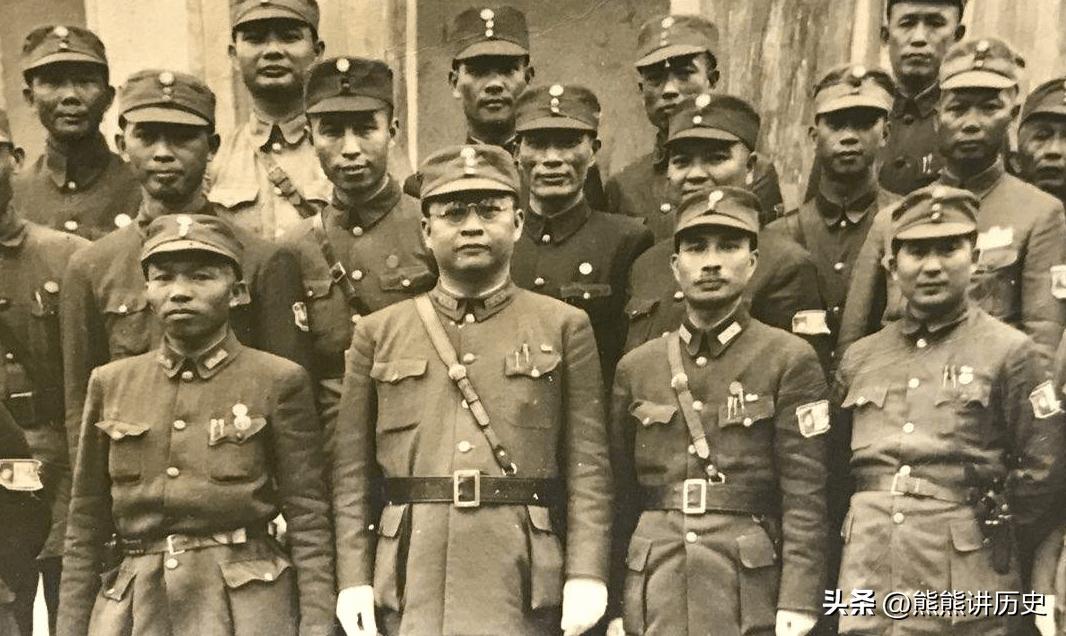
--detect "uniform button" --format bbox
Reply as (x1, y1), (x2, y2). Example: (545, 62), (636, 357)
(899, 465), (911, 477)
(892, 512), (905, 524)
(903, 422), (915, 434)
(916, 338), (928, 349)
(273, 186), (284, 196)
(578, 262), (593, 275)
(181, 370), (194, 381)
(66, 181), (77, 191)
(64, 220), (79, 232)
(462, 353), (476, 364)
(351, 226), (364, 237)
(118, 304), (129, 314)
(685, 531), (697, 543)
(541, 234), (551, 244)
(271, 142), (282, 153)
(582, 291), (591, 300)
(4, 352), (14, 361)
(673, 291), (684, 301)
(464, 314), (475, 324)
(165, 558), (179, 570)
(695, 356), (708, 367)
(833, 262), (845, 272)
(457, 440), (472, 453)
(43, 280), (60, 294)
(263, 572), (274, 581)
(534, 277), (545, 287)
(839, 220), (847, 229)
(687, 444), (696, 455)
(660, 203), (672, 213)
(743, 417), (753, 427)
(692, 400), (703, 412)
(908, 378), (920, 389)
(166, 467), (180, 478)
(351, 270), (364, 281)
(832, 305), (841, 315)
(401, 278), (411, 288)
(173, 420), (186, 431)
(855, 396), (867, 406)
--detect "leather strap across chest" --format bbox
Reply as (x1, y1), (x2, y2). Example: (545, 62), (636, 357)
(666, 332), (724, 481)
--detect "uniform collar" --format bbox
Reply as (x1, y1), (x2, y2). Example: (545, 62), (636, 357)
(466, 133), (517, 156)
(524, 196), (592, 245)
(939, 158), (1005, 200)
(43, 133), (112, 190)
(899, 301), (970, 338)
(248, 110), (310, 150)
(678, 303), (750, 358)
(892, 82), (940, 119)
(0, 204), (28, 249)
(329, 176), (400, 231)
(814, 181), (878, 227)
(158, 331), (241, 380)
(135, 194), (216, 235)
(428, 280), (516, 323)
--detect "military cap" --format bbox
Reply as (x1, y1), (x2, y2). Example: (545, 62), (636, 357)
(940, 38), (1024, 91)
(419, 144), (519, 200)
(814, 64), (895, 115)
(305, 57), (393, 115)
(451, 6), (529, 62)
(674, 186), (761, 238)
(0, 109), (11, 146)
(231, 0), (320, 30)
(667, 93), (760, 150)
(515, 84), (600, 133)
(21, 25), (108, 76)
(635, 14), (718, 69)
(1021, 77), (1066, 125)
(891, 185), (978, 241)
(141, 214), (243, 274)
(119, 70), (216, 127)
(885, 0), (966, 20)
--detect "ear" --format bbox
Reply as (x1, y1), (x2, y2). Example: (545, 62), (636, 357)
(707, 68), (721, 89)
(420, 214), (432, 244)
(511, 207), (525, 241)
(115, 131), (128, 159)
(227, 43), (239, 71)
(525, 64), (535, 84)
(886, 253), (899, 280)
(22, 85), (34, 107)
(636, 78), (645, 95)
(1010, 103), (1022, 121)
(448, 68), (460, 99)
(229, 279), (251, 308)
(748, 246), (759, 273)
(208, 133), (222, 159)
(669, 252), (682, 287)
(314, 39), (326, 58)
(746, 151), (759, 173)
(879, 25), (890, 44)
(591, 137), (603, 154)
(807, 124), (818, 144)
(103, 85), (117, 112)
(954, 24), (966, 42)
(11, 146), (25, 169)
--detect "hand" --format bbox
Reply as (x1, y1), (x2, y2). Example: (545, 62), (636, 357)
(605, 616), (626, 636)
(336, 585), (377, 636)
(1035, 594), (1056, 636)
(269, 513), (288, 547)
(560, 577), (608, 636)
(776, 609), (817, 636)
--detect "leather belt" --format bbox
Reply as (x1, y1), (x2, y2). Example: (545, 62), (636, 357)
(384, 473), (562, 508)
(639, 480), (777, 516)
(120, 526), (267, 556)
(855, 474), (971, 504)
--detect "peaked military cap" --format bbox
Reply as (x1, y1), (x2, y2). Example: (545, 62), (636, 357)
(940, 38), (1024, 91)
(451, 6), (529, 62)
(891, 185), (979, 241)
(231, 0), (320, 30)
(885, 0), (966, 19)
(0, 109), (11, 146)
(515, 84), (600, 133)
(814, 64), (895, 115)
(667, 93), (760, 150)
(419, 144), (519, 200)
(675, 186), (761, 238)
(635, 14), (718, 69)
(21, 25), (108, 76)
(305, 57), (393, 114)
(1021, 76), (1066, 124)
(119, 70), (216, 127)
(141, 214), (244, 274)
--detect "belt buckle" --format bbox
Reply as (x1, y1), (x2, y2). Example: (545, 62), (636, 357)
(453, 469), (481, 508)
(682, 478), (708, 515)
(165, 534), (186, 556)
(889, 473), (917, 496)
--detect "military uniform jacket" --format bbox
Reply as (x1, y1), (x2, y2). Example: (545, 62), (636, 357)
(57, 333), (334, 636)
(332, 284), (612, 635)
(833, 305), (1066, 634)
(512, 197), (653, 382)
(838, 161), (1066, 360)
(0, 212), (87, 560)
(281, 178), (437, 382)
(609, 308), (829, 635)
(208, 113), (332, 240)
(61, 199), (311, 463)
(13, 134), (142, 240)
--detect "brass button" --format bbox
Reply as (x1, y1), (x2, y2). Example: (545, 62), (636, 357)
(833, 262), (845, 272)
(916, 338), (927, 349)
(351, 270), (364, 281)
(908, 378), (920, 389)
(457, 440), (472, 453)
(66, 181), (77, 191)
(673, 291), (684, 301)
(4, 352), (14, 361)
(271, 142), (282, 153)
(892, 512), (905, 524)
(685, 531), (697, 543)
(534, 277), (545, 287)
(692, 400), (703, 412)
(541, 234), (551, 244)
(173, 420), (186, 431)
(165, 558), (179, 570)
(687, 444), (696, 455)
(352, 226), (364, 237)
(401, 278), (411, 288)
(166, 467), (180, 478)
(899, 465), (911, 477)
(464, 314), (475, 324)
(64, 220), (79, 232)
(462, 353), (476, 364)
(181, 370), (194, 381)
(273, 186), (283, 196)
(903, 422), (915, 434)
(695, 356), (708, 367)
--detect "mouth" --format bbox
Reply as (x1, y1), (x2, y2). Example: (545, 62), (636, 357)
(258, 65), (291, 78)
(479, 97), (509, 110)
(56, 113), (87, 124)
(536, 173), (570, 185)
(916, 282), (946, 292)
(339, 165), (369, 176)
(1035, 164), (1066, 178)
(835, 150), (862, 160)
(657, 103), (679, 119)
(902, 52), (932, 64)
(149, 170), (182, 182)
(694, 278), (726, 290)
(456, 244), (490, 254)
(164, 308), (198, 319)
(954, 140), (986, 153)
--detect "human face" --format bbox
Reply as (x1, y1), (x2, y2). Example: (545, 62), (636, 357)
(883, 2), (962, 90)
(671, 227), (757, 309)
(813, 108), (888, 180)
(450, 56), (531, 132)
(517, 129), (597, 206)
(638, 53), (717, 130)
(890, 235), (975, 316)
(421, 191), (522, 278)
(1017, 114), (1066, 196)
(229, 19), (322, 98)
(667, 138), (751, 200)
(119, 122), (217, 204)
(145, 256), (241, 343)
(23, 63), (113, 142)
(310, 110), (395, 195)
(937, 87), (1016, 168)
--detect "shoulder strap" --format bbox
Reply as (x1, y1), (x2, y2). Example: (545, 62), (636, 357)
(257, 149), (321, 219)
(311, 213), (367, 315)
(666, 332), (722, 480)
(413, 295), (517, 475)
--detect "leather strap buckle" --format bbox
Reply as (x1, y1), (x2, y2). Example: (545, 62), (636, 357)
(682, 478), (708, 515)
(165, 534), (186, 556)
(890, 473), (918, 497)
(453, 469), (481, 508)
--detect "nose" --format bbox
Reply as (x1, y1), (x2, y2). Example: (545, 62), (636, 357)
(262, 34), (284, 58)
(685, 159), (711, 185)
(1043, 136), (1066, 161)
(341, 129), (363, 158)
(541, 146), (563, 167)
(150, 137), (177, 163)
(919, 253), (945, 276)
(56, 78), (82, 103)
(661, 75), (680, 101)
(166, 279), (194, 303)
(838, 126), (860, 147)
(483, 71), (505, 94)
(910, 22), (929, 47)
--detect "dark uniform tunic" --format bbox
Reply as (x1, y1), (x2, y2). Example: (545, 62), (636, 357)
(610, 309), (828, 635)
(61, 200), (310, 462)
(839, 161), (1066, 359)
(13, 135), (141, 240)
(57, 333), (334, 636)
(512, 197), (653, 382)
(332, 284), (612, 636)
(834, 305), (1065, 635)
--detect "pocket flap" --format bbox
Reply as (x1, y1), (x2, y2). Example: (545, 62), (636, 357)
(737, 531), (777, 569)
(208, 416), (268, 446)
(560, 282), (612, 301)
(378, 503), (408, 538)
(629, 400), (677, 426)
(718, 394), (775, 427)
(101, 567), (136, 601)
(207, 184), (258, 209)
(626, 535), (652, 572)
(841, 384), (889, 409)
(625, 297), (659, 319)
(304, 278), (333, 300)
(94, 420), (151, 441)
(504, 351), (562, 378)
(380, 265), (436, 292)
(950, 519), (987, 553)
(527, 505), (553, 533)
(102, 292), (149, 316)
(219, 555), (291, 589)
(958, 375), (992, 407)
(370, 358), (428, 383)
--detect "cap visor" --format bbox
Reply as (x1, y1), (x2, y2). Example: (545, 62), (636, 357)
(895, 222), (977, 241)
(306, 95), (392, 114)
(123, 106), (210, 127)
(816, 95), (892, 115)
(635, 44), (707, 69)
(141, 241), (237, 264)
(667, 127), (743, 145)
(941, 71), (1016, 91)
(1023, 105), (1066, 123)
(676, 214), (757, 237)
(516, 116), (596, 133)
(234, 8), (311, 28)
(24, 53), (107, 73)
(455, 40), (528, 61)
(423, 177), (516, 200)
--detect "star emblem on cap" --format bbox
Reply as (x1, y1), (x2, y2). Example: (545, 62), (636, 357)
(176, 215), (193, 238)
(461, 146), (478, 175)
(158, 71), (175, 87)
(661, 16), (675, 29)
(851, 65), (867, 79)
(480, 8), (494, 20)
(707, 189), (725, 210)
(336, 58), (351, 73)
(53, 26), (69, 38)
(695, 93), (712, 109)
(549, 84), (564, 97)
(976, 39), (990, 53)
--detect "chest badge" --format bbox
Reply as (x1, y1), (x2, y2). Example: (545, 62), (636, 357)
(232, 403), (252, 431)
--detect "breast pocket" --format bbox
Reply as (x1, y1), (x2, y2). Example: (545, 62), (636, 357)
(716, 393), (775, 458)
(379, 264), (436, 295)
(370, 358), (428, 432)
(94, 420), (151, 483)
(971, 247), (1019, 321)
(102, 293), (153, 358)
(560, 282), (614, 320)
(304, 278), (350, 352)
(624, 297), (659, 349)
(840, 384), (888, 450)
(207, 415), (268, 483)
(503, 350), (562, 429)
(934, 371), (992, 441)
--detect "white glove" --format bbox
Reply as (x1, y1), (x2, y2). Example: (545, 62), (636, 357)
(1035, 594), (1056, 636)
(560, 577), (608, 636)
(776, 609), (818, 636)
(605, 616), (626, 636)
(336, 585), (377, 636)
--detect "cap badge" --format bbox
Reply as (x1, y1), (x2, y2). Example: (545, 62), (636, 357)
(692, 114), (703, 125)
(480, 8), (494, 20)
(707, 189), (725, 210)
(976, 39), (991, 53)
(695, 93), (712, 109)
(549, 84), (564, 97)
(851, 65), (867, 80)
(336, 57), (351, 73)
(461, 146), (478, 175)
(53, 26), (70, 38)
(158, 71), (175, 87)
(661, 16), (675, 29)
(176, 215), (193, 238)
